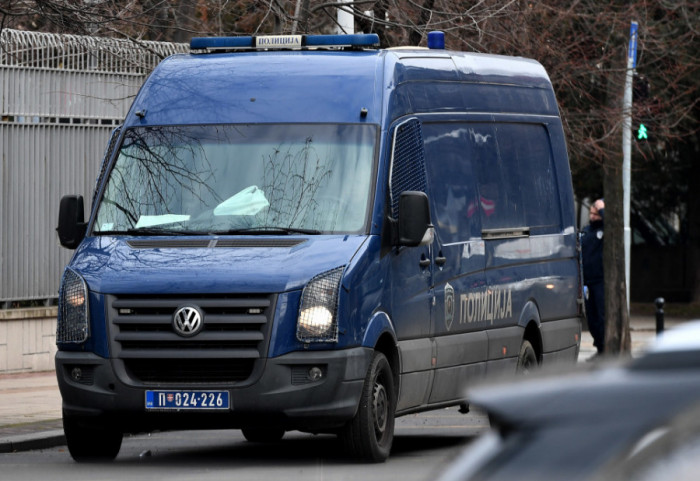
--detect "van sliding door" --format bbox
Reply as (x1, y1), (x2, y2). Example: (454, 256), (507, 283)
(422, 122), (488, 404)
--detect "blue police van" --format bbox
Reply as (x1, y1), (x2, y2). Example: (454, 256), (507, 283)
(55, 32), (583, 462)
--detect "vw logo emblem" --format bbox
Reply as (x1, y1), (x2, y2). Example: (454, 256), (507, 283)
(172, 305), (204, 337)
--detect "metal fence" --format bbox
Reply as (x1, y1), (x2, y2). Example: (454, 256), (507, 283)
(1, 29), (188, 306)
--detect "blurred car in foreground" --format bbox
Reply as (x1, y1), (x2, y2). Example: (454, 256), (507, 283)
(438, 321), (700, 481)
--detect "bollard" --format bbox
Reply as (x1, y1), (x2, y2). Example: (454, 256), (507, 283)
(654, 297), (665, 335)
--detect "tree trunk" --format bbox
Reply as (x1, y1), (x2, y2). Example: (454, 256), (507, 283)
(603, 162), (631, 354)
(603, 60), (631, 355)
(142, 0), (170, 41)
(408, 0), (435, 47)
(688, 137), (700, 302)
(171, 2), (197, 43)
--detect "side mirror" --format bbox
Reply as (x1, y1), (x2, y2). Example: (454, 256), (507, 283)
(398, 191), (433, 247)
(57, 195), (87, 249)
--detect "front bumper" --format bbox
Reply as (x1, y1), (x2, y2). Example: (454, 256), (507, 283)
(56, 347), (371, 433)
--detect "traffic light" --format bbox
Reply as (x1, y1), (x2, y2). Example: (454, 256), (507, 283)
(633, 74), (651, 141)
(637, 123), (648, 140)
(633, 74), (649, 102)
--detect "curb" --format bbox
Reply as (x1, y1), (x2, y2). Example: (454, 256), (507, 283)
(0, 430), (65, 453)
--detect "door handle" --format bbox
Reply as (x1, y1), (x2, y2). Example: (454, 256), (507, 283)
(435, 256), (447, 266)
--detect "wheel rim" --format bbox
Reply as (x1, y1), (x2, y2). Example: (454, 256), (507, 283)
(519, 347), (537, 374)
(373, 380), (388, 437)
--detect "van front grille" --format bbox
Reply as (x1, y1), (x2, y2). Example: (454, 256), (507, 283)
(124, 358), (256, 383)
(107, 294), (275, 384)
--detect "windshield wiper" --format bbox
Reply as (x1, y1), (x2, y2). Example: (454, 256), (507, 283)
(98, 226), (323, 236)
(212, 226), (322, 235)
(96, 228), (208, 236)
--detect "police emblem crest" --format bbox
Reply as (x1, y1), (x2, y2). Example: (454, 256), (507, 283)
(445, 283), (455, 331)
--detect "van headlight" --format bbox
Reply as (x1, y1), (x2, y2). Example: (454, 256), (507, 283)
(57, 268), (89, 344)
(297, 266), (344, 343)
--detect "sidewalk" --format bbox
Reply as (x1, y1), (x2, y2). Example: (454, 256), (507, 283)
(0, 372), (63, 453)
(0, 314), (687, 454)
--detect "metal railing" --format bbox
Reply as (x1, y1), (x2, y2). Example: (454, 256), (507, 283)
(1, 29), (188, 306)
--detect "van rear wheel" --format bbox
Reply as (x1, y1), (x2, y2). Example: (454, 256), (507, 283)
(340, 352), (395, 462)
(517, 340), (538, 374)
(63, 412), (122, 462)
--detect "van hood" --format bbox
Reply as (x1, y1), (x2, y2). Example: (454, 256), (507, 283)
(70, 235), (367, 295)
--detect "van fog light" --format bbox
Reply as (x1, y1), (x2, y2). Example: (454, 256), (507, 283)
(71, 367), (83, 382)
(308, 367), (324, 382)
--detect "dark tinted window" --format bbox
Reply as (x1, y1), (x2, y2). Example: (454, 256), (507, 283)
(496, 123), (561, 232)
(422, 122), (561, 237)
(423, 123), (481, 243)
(468, 124), (525, 230)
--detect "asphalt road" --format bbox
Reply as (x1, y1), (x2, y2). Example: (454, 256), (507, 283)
(0, 406), (488, 481)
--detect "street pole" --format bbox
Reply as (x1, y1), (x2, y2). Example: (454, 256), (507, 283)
(622, 20), (638, 311)
(337, 1), (354, 34)
(291, 0), (311, 34)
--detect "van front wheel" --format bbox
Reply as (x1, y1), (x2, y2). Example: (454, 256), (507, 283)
(63, 412), (122, 462)
(340, 352), (395, 462)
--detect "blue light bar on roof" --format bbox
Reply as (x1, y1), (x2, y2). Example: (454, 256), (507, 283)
(190, 37), (253, 50)
(304, 34), (379, 47)
(190, 33), (380, 51)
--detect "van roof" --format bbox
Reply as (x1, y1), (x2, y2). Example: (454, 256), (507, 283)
(126, 39), (558, 127)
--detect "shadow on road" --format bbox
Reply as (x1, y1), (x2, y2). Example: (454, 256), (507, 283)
(112, 430), (477, 466)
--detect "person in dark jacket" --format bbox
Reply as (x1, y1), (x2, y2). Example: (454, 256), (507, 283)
(581, 199), (605, 354)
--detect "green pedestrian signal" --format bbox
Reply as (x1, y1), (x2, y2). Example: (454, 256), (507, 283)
(637, 123), (648, 140)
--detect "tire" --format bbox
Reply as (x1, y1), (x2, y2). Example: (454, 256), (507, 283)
(516, 339), (538, 375)
(63, 412), (122, 462)
(241, 427), (285, 443)
(340, 352), (395, 463)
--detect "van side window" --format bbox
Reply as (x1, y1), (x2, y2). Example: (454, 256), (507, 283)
(389, 118), (428, 219)
(422, 123), (481, 243)
(92, 126), (121, 209)
(460, 122), (561, 233)
(467, 124), (525, 231)
(495, 123), (562, 233)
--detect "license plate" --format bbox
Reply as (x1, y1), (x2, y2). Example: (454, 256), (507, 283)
(145, 390), (230, 410)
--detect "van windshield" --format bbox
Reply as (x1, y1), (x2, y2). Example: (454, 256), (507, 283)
(93, 124), (377, 235)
